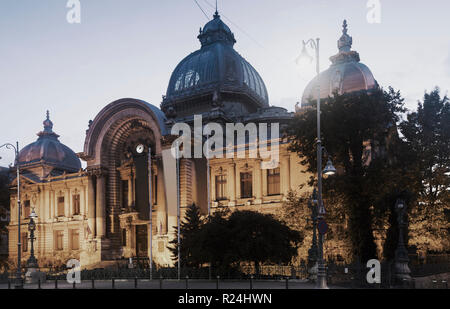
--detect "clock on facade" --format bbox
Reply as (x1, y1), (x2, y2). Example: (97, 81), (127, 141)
(136, 144), (144, 154)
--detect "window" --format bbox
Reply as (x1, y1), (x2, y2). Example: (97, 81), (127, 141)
(23, 200), (30, 218)
(121, 180), (128, 208)
(55, 231), (64, 251)
(22, 233), (28, 252)
(240, 172), (253, 198)
(152, 174), (157, 205)
(70, 230), (79, 250)
(215, 175), (227, 201)
(267, 168), (280, 196)
(57, 196), (65, 217)
(73, 194), (80, 215)
(122, 229), (127, 247)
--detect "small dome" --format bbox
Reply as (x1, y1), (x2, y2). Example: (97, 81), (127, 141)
(18, 111), (81, 172)
(162, 11), (268, 115)
(301, 20), (378, 106)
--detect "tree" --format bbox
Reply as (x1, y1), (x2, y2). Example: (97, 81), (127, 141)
(226, 210), (302, 275)
(288, 87), (406, 263)
(0, 169), (9, 211)
(279, 190), (352, 264)
(399, 88), (450, 255)
(0, 169), (10, 270)
(196, 208), (233, 274)
(169, 203), (203, 268)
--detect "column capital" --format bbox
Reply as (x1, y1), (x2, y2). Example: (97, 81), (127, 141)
(87, 166), (108, 177)
(161, 135), (178, 148)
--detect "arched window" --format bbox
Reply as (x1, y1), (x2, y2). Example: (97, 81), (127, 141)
(240, 172), (253, 198)
(215, 172), (227, 201)
(267, 168), (280, 196)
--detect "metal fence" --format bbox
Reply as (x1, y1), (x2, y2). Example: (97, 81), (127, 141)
(1, 260), (448, 288)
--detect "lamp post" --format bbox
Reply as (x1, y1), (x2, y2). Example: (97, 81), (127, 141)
(394, 199), (412, 287)
(26, 209), (38, 268)
(0, 142), (23, 288)
(148, 146), (153, 280)
(298, 38), (337, 289)
(307, 189), (318, 282)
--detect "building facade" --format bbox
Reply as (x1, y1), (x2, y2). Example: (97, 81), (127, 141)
(8, 16), (377, 269)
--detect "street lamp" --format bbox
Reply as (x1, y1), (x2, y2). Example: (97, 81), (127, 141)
(0, 142), (23, 288)
(307, 189), (318, 282)
(323, 158), (337, 176)
(26, 209), (38, 269)
(394, 199), (412, 287)
(298, 37), (337, 289)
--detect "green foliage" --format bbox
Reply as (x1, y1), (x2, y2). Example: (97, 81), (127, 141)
(399, 88), (450, 254)
(287, 87), (406, 262)
(169, 207), (302, 274)
(0, 170), (9, 212)
(226, 210), (302, 274)
(169, 203), (203, 268)
(279, 190), (352, 264)
(196, 208), (232, 273)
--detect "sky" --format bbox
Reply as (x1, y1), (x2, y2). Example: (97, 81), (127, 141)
(0, 0), (449, 166)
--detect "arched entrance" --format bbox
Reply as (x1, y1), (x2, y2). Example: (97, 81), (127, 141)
(80, 98), (168, 262)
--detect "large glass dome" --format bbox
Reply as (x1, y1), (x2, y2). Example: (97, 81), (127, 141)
(162, 12), (269, 115)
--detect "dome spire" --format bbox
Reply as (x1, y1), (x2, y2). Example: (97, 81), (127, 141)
(38, 110), (59, 139)
(329, 19), (359, 65)
(43, 110), (54, 133)
(338, 19), (353, 53)
(197, 5), (236, 47)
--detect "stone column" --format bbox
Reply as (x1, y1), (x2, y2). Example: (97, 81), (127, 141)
(128, 176), (134, 209)
(39, 187), (45, 220)
(87, 176), (96, 238)
(68, 189), (73, 217)
(262, 169), (268, 197)
(228, 163), (236, 203)
(49, 191), (54, 219)
(235, 164), (241, 200)
(211, 168), (216, 202)
(80, 186), (86, 217)
(281, 154), (291, 195)
(96, 174), (106, 238)
(254, 160), (262, 203)
(64, 190), (70, 217)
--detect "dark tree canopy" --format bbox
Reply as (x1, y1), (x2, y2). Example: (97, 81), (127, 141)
(288, 87), (406, 262)
(226, 210), (302, 274)
(196, 209), (233, 272)
(170, 208), (301, 274)
(398, 88), (450, 254)
(400, 88), (450, 209)
(169, 203), (203, 268)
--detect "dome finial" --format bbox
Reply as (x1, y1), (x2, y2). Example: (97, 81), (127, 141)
(43, 110), (53, 133)
(337, 19), (352, 53)
(214, 0), (219, 18)
(342, 20), (348, 35)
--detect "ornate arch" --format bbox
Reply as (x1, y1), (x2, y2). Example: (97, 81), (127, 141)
(82, 98), (168, 166)
(80, 98), (168, 239)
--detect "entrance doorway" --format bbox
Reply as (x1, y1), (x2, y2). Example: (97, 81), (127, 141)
(135, 225), (148, 257)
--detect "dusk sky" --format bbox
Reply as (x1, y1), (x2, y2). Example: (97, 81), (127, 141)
(1, 0), (449, 166)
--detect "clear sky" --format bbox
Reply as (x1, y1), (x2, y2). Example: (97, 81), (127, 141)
(1, 0), (449, 166)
